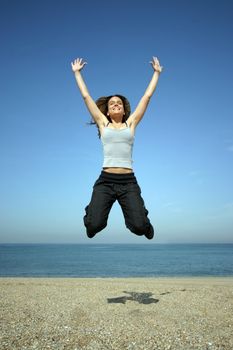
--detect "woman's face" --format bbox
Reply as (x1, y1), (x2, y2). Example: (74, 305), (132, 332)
(107, 96), (125, 117)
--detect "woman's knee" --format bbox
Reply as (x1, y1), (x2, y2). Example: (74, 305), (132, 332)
(85, 221), (107, 238)
(126, 220), (150, 236)
(83, 206), (107, 238)
(125, 206), (152, 236)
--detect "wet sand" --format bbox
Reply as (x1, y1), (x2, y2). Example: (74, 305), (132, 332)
(0, 277), (233, 349)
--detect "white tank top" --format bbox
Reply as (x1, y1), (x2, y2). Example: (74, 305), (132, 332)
(100, 122), (134, 169)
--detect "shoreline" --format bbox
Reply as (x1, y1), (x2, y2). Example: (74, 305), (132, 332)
(1, 275), (233, 279)
(1, 277), (233, 349)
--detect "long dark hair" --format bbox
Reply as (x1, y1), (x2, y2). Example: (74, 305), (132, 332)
(88, 94), (131, 138)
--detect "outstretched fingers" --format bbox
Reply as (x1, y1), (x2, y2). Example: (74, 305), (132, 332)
(71, 57), (87, 72)
(149, 56), (163, 73)
(79, 57), (87, 65)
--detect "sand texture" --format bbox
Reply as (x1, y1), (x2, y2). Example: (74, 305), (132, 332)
(0, 277), (233, 349)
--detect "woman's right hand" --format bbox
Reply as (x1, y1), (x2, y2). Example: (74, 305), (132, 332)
(71, 58), (87, 73)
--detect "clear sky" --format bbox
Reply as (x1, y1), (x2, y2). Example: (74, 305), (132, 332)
(1, 0), (233, 244)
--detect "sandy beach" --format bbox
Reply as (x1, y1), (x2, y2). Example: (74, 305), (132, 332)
(0, 277), (232, 349)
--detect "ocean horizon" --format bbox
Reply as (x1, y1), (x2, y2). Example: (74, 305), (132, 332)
(0, 243), (233, 278)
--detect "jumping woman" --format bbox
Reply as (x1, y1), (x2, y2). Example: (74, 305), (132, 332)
(71, 56), (163, 239)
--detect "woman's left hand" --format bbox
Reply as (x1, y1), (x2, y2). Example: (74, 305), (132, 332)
(150, 56), (163, 73)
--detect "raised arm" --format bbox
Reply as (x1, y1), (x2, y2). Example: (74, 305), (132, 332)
(71, 58), (107, 127)
(127, 57), (163, 127)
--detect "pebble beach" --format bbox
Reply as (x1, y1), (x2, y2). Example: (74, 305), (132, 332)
(0, 277), (233, 350)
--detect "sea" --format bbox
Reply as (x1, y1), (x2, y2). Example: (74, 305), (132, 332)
(0, 243), (233, 277)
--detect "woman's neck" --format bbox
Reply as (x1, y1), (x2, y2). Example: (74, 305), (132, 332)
(108, 120), (127, 129)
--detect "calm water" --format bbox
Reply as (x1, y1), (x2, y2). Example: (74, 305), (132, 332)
(0, 244), (232, 277)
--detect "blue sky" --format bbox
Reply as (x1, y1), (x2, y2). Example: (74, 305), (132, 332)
(1, 0), (233, 244)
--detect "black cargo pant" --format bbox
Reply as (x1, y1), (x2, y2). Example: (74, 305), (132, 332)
(83, 171), (153, 238)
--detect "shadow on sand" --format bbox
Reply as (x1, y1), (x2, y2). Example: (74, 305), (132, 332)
(107, 291), (159, 304)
